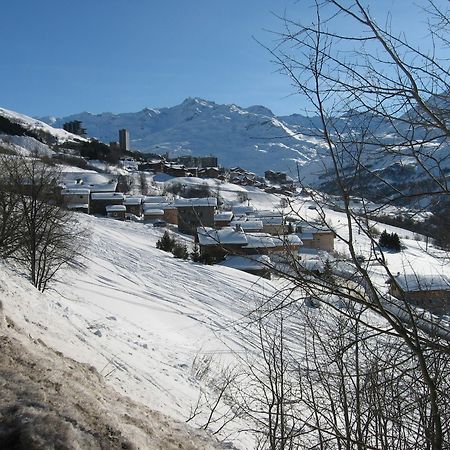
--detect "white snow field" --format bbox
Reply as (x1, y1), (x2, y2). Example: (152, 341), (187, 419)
(1, 214), (280, 448)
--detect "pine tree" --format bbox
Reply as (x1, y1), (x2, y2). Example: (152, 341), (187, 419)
(156, 231), (175, 252)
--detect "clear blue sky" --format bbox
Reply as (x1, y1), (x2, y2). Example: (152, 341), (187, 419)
(0, 0), (437, 117)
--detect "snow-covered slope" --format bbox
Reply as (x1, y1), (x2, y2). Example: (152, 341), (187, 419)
(0, 107), (87, 157)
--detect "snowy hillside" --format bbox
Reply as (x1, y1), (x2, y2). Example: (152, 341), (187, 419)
(1, 170), (449, 448)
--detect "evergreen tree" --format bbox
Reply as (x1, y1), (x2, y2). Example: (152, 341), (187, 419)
(156, 231), (175, 252)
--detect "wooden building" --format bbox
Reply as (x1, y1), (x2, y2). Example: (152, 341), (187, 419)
(106, 205), (126, 220)
(388, 273), (450, 315)
(175, 197), (217, 235)
(61, 188), (90, 214)
(90, 192), (125, 215)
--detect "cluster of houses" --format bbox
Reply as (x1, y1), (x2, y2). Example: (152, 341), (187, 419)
(60, 178), (336, 279)
(59, 175), (450, 315)
(137, 156), (296, 195)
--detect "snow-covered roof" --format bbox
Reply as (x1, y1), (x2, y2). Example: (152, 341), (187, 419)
(174, 197), (217, 208)
(124, 196), (143, 206)
(273, 234), (303, 246)
(394, 274), (450, 293)
(253, 210), (282, 218)
(143, 209), (165, 216)
(106, 205), (126, 212)
(91, 192), (125, 201)
(214, 211), (234, 221)
(197, 227), (247, 246)
(244, 233), (276, 249)
(259, 216), (284, 225)
(89, 182), (118, 192)
(231, 205), (255, 215)
(143, 202), (171, 211)
(297, 232), (314, 241)
(230, 220), (264, 232)
(143, 196), (167, 203)
(62, 188), (91, 195)
(218, 254), (271, 271)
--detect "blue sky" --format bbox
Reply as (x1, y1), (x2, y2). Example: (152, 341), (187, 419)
(0, 0), (439, 117)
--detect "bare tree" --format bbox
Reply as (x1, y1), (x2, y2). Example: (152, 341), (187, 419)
(0, 153), (84, 291)
(241, 1), (450, 448)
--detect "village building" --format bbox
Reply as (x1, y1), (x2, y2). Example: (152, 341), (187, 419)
(297, 225), (336, 252)
(123, 196), (143, 217)
(197, 227), (248, 259)
(197, 226), (302, 260)
(143, 202), (177, 224)
(258, 215), (287, 235)
(175, 197), (217, 235)
(90, 192), (125, 215)
(143, 209), (165, 224)
(231, 205), (255, 217)
(214, 211), (234, 229)
(388, 273), (450, 315)
(106, 205), (126, 220)
(229, 220), (264, 233)
(162, 205), (178, 225)
(61, 188), (90, 214)
(138, 160), (165, 173)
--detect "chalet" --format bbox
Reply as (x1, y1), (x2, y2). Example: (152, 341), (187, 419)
(218, 255), (272, 279)
(90, 192), (125, 215)
(258, 215), (287, 235)
(198, 167), (220, 179)
(197, 227), (248, 259)
(106, 205), (126, 220)
(138, 161), (165, 173)
(231, 205), (255, 217)
(297, 225), (336, 252)
(164, 164), (190, 177)
(230, 220), (264, 233)
(143, 208), (165, 224)
(175, 197), (217, 235)
(123, 196), (143, 217)
(388, 273), (450, 315)
(197, 226), (302, 259)
(61, 188), (90, 214)
(142, 202), (177, 224)
(214, 211), (234, 229)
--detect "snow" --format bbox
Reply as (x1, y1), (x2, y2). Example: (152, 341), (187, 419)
(218, 255), (272, 270)
(91, 192), (125, 200)
(174, 197), (218, 207)
(393, 273), (450, 292)
(105, 205), (126, 212)
(1, 167), (449, 448)
(0, 107), (87, 144)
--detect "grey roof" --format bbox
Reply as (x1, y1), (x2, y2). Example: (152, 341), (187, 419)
(91, 192), (125, 201)
(197, 227), (247, 246)
(218, 254), (271, 271)
(175, 197), (217, 207)
(106, 205), (126, 212)
(62, 188), (90, 195)
(124, 196), (143, 205)
(214, 211), (234, 221)
(394, 273), (450, 292)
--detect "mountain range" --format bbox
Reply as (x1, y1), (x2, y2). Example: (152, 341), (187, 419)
(41, 97), (328, 182)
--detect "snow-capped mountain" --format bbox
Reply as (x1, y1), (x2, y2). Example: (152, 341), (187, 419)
(41, 98), (328, 181)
